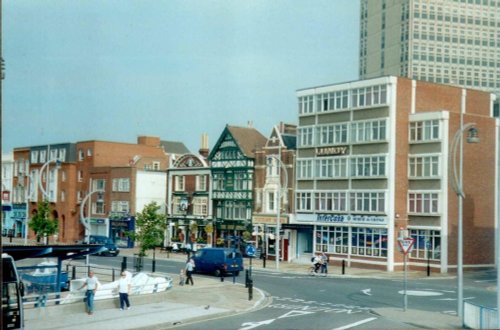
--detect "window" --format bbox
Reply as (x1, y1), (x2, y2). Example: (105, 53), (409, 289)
(58, 148), (66, 161)
(297, 159), (313, 179)
(93, 201), (105, 214)
(87, 148), (92, 157)
(314, 191), (347, 212)
(223, 201), (247, 220)
(196, 175), (207, 191)
(351, 119), (387, 143)
(61, 190), (66, 202)
(296, 191), (312, 211)
(351, 227), (388, 257)
(298, 95), (314, 115)
(175, 176), (185, 191)
(267, 191), (275, 212)
(298, 127), (314, 147)
(77, 191), (82, 203)
(93, 179), (106, 191)
(112, 178), (130, 192)
(315, 225), (350, 254)
(318, 124), (348, 145)
(410, 229), (441, 260)
(213, 173), (224, 190)
(408, 155), (440, 178)
(40, 150), (46, 163)
(61, 171), (66, 182)
(153, 162), (160, 171)
(31, 151), (38, 163)
(78, 149), (84, 161)
(77, 171), (83, 182)
(234, 173), (248, 191)
(50, 149), (57, 161)
(408, 192), (439, 214)
(350, 155), (386, 177)
(349, 191), (386, 213)
(192, 197), (208, 216)
(409, 120), (440, 142)
(111, 201), (130, 213)
(315, 158), (348, 179)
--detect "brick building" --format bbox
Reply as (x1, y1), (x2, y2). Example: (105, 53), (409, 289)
(295, 76), (497, 272)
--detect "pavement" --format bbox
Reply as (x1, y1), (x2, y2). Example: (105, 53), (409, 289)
(12, 242), (469, 329)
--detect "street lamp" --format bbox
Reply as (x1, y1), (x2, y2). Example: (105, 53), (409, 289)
(450, 116), (479, 321)
(80, 189), (104, 265)
(267, 155), (288, 270)
(38, 159), (61, 200)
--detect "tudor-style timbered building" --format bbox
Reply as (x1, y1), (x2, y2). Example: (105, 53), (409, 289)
(209, 125), (266, 244)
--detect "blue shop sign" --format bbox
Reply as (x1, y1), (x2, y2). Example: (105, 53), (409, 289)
(11, 204), (27, 221)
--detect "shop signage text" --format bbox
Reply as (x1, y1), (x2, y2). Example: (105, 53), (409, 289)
(316, 146), (348, 156)
(316, 214), (387, 225)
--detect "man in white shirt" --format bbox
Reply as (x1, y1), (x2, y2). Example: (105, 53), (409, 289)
(79, 271), (100, 315)
(118, 271), (132, 310)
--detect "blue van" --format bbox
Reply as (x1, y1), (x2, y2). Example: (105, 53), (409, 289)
(191, 248), (244, 277)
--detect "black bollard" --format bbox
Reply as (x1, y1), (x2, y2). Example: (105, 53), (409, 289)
(121, 256), (127, 272)
(342, 259), (346, 275)
(220, 270), (224, 282)
(427, 257), (430, 277)
(72, 266), (76, 280)
(245, 269), (249, 288)
(248, 279), (253, 301)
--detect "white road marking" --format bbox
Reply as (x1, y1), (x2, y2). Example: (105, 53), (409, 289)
(397, 290), (443, 296)
(361, 288), (372, 296)
(332, 317), (377, 330)
(239, 319), (275, 330)
(278, 310), (316, 319)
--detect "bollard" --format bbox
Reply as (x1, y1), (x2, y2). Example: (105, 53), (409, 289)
(248, 279), (253, 301)
(220, 271), (224, 282)
(121, 256), (127, 272)
(342, 259), (346, 275)
(427, 258), (430, 277)
(72, 266), (76, 280)
(245, 270), (249, 288)
(112, 269), (116, 282)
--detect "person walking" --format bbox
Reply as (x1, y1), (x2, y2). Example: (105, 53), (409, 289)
(118, 271), (132, 310)
(185, 258), (195, 285)
(79, 271), (100, 315)
(320, 252), (329, 276)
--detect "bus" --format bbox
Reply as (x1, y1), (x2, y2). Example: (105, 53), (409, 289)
(2, 253), (24, 329)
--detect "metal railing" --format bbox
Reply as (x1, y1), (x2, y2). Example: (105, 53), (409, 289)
(464, 301), (498, 329)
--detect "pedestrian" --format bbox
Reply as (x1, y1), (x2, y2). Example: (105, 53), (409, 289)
(79, 270), (100, 315)
(320, 252), (329, 276)
(118, 271), (132, 310)
(185, 258), (195, 285)
(179, 269), (185, 286)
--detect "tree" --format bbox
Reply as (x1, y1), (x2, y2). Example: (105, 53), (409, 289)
(128, 202), (166, 257)
(29, 200), (58, 244)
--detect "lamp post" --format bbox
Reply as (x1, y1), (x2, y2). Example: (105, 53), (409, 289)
(80, 189), (104, 265)
(267, 155), (288, 270)
(38, 159), (61, 200)
(450, 113), (479, 321)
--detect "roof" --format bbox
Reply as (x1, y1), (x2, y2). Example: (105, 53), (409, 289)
(160, 141), (190, 155)
(2, 245), (105, 261)
(282, 134), (297, 150)
(226, 125), (267, 158)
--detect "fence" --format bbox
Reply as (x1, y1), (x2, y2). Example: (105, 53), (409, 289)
(464, 301), (498, 329)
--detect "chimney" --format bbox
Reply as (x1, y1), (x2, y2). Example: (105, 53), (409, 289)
(137, 136), (160, 147)
(199, 133), (209, 159)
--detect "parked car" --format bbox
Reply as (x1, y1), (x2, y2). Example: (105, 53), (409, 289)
(191, 248), (244, 277)
(87, 235), (120, 256)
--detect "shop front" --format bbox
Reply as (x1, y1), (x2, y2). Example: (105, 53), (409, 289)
(109, 213), (135, 248)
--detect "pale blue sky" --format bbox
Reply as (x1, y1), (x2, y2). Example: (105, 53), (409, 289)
(3, 0), (360, 154)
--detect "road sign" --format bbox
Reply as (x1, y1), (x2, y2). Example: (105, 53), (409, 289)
(245, 244), (256, 257)
(398, 237), (415, 255)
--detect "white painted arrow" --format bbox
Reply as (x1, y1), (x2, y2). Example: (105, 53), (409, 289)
(278, 310), (316, 319)
(239, 319), (275, 330)
(361, 288), (372, 296)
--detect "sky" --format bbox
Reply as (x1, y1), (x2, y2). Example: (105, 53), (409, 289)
(2, 0), (360, 155)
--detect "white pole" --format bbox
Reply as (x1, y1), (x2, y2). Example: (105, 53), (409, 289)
(457, 91), (465, 320)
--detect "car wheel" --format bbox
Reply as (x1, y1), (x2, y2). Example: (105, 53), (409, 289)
(214, 269), (221, 277)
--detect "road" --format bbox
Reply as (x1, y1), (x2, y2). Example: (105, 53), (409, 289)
(88, 255), (497, 329)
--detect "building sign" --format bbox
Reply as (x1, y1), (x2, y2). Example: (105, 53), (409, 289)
(253, 216), (287, 225)
(316, 146), (348, 157)
(90, 218), (106, 224)
(11, 204), (27, 221)
(2, 191), (10, 201)
(316, 214), (387, 225)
